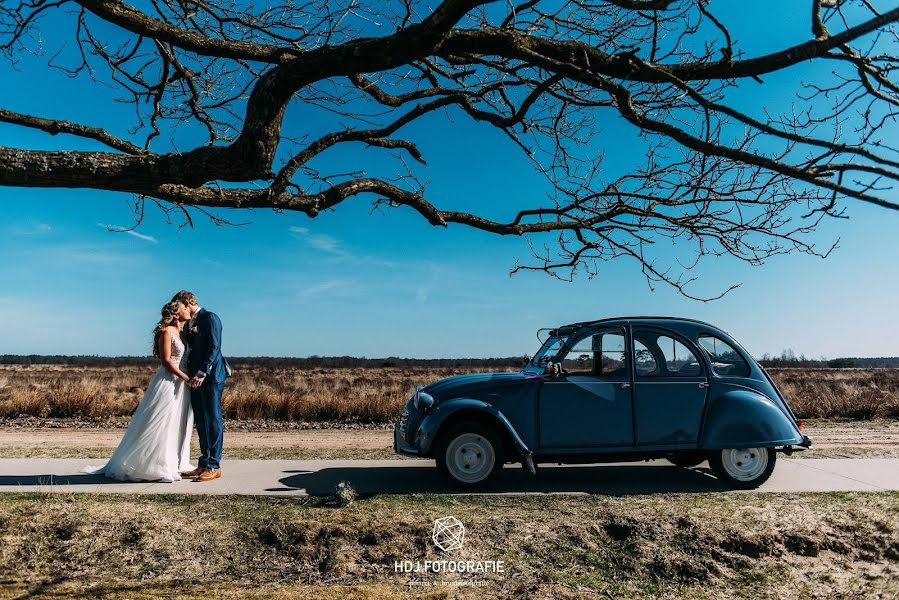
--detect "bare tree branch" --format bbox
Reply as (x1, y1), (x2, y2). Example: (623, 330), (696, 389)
(0, 108), (146, 154)
(1, 0), (898, 298)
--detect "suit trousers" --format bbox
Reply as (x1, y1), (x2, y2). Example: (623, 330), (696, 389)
(191, 380), (225, 470)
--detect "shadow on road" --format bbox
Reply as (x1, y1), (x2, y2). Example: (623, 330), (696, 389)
(276, 463), (729, 496)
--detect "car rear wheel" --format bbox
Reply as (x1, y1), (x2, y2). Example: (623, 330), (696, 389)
(435, 422), (504, 488)
(666, 452), (705, 468)
(709, 447), (776, 489)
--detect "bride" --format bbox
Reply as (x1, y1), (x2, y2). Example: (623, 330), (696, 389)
(85, 300), (195, 482)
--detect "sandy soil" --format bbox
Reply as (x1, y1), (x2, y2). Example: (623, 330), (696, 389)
(0, 419), (896, 459)
(802, 419), (899, 448)
(0, 428), (392, 450)
(0, 427), (396, 459)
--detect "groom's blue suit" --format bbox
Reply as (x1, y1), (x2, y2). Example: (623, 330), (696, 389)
(185, 308), (230, 470)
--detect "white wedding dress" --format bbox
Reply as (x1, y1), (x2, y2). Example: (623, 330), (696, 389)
(85, 335), (195, 482)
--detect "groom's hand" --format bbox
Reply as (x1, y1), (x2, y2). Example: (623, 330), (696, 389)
(189, 374), (206, 388)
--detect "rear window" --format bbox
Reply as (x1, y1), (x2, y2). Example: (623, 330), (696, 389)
(698, 335), (751, 377)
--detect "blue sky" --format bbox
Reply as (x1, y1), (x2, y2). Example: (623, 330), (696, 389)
(1, 0), (897, 359)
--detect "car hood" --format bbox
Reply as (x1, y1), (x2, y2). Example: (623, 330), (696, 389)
(422, 371), (534, 400)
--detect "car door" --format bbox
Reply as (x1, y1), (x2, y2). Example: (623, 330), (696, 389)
(537, 327), (634, 448)
(631, 327), (708, 445)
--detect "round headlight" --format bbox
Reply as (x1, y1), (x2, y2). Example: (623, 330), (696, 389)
(415, 391), (435, 411)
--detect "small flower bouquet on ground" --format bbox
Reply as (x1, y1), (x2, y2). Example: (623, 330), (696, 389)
(323, 480), (356, 508)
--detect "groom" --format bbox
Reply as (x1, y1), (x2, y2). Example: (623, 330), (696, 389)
(173, 290), (230, 482)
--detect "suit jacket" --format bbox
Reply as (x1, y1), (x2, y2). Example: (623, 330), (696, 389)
(185, 308), (230, 383)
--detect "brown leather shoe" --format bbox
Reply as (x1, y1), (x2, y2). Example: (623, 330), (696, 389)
(180, 467), (206, 478)
(194, 468), (221, 482)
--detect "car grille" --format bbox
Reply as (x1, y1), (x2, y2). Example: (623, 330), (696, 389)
(398, 408), (410, 435)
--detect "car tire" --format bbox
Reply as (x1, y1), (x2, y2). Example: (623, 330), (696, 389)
(435, 421), (505, 489)
(709, 447), (776, 489)
(666, 452), (705, 468)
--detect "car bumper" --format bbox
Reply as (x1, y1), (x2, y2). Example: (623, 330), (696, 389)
(393, 413), (421, 457)
(778, 435), (813, 455)
(395, 437), (421, 457)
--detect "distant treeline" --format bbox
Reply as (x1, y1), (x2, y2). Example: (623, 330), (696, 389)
(0, 355), (528, 368)
(758, 349), (899, 369)
(1, 354), (897, 369)
(761, 357), (899, 369)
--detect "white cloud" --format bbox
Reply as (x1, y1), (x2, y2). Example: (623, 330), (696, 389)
(414, 261), (445, 304)
(287, 226), (399, 268)
(307, 233), (341, 253)
(97, 223), (158, 244)
(299, 279), (360, 298)
(66, 248), (135, 266)
(415, 285), (430, 303)
(10, 222), (53, 236)
(288, 226), (343, 255)
(31, 243), (137, 267)
(125, 230), (157, 243)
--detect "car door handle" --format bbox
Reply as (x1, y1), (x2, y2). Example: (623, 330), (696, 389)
(620, 382), (631, 389)
(698, 382), (709, 389)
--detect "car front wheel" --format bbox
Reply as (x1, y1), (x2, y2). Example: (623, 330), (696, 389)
(435, 422), (504, 488)
(709, 447), (776, 489)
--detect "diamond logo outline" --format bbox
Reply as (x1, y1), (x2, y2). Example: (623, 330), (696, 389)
(432, 515), (465, 552)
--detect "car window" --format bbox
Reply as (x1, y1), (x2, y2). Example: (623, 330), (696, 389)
(634, 340), (658, 376)
(661, 336), (702, 376)
(558, 334), (595, 374)
(531, 334), (569, 368)
(557, 330), (627, 376)
(632, 330), (703, 377)
(596, 332), (627, 376)
(698, 334), (751, 377)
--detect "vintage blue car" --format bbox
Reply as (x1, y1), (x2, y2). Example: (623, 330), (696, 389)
(394, 317), (811, 489)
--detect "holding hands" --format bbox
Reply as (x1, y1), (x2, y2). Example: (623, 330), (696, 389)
(189, 374), (206, 388)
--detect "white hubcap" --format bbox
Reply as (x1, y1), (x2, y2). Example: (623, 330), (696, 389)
(446, 433), (495, 483)
(720, 447), (768, 481)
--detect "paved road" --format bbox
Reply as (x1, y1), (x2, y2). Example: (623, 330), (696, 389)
(0, 458), (897, 496)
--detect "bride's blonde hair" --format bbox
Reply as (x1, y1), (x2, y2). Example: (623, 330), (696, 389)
(152, 301), (182, 359)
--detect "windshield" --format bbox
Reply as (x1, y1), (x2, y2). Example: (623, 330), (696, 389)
(527, 333), (569, 371)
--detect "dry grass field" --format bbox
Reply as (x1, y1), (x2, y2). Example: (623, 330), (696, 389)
(0, 492), (896, 599)
(774, 369), (899, 420)
(0, 364), (897, 425)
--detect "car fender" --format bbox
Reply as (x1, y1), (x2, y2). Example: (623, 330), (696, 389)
(701, 388), (804, 449)
(416, 398), (530, 456)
